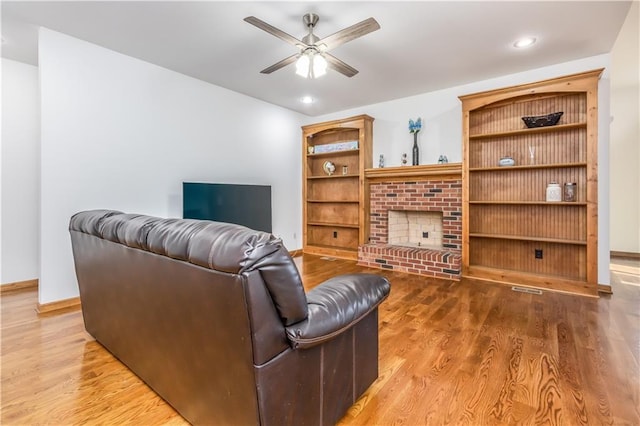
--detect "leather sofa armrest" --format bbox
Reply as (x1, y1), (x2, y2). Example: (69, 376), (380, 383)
(285, 274), (390, 349)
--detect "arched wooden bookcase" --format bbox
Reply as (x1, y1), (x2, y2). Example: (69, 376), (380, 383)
(459, 69), (603, 297)
(302, 115), (374, 260)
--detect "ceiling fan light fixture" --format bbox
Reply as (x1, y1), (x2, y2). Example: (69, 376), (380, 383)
(296, 49), (327, 79)
(312, 53), (327, 78)
(295, 53), (311, 77)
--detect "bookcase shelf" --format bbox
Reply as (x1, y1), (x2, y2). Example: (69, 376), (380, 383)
(307, 149), (360, 159)
(307, 199), (359, 203)
(469, 162), (587, 172)
(468, 122), (586, 140)
(469, 233), (587, 246)
(460, 69), (603, 296)
(469, 201), (588, 206)
(306, 174), (360, 180)
(307, 222), (360, 229)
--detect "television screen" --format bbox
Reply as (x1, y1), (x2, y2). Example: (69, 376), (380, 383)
(183, 182), (272, 233)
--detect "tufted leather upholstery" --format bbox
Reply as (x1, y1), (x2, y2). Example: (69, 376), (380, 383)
(69, 210), (390, 425)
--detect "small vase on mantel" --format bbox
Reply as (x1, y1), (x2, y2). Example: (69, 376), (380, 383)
(408, 117), (422, 166)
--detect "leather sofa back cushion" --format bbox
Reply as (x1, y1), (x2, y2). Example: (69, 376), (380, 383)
(70, 210), (308, 326)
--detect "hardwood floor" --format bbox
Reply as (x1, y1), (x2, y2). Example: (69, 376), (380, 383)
(2, 255), (638, 425)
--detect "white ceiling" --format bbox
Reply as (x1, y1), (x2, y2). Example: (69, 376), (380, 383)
(1, 1), (632, 116)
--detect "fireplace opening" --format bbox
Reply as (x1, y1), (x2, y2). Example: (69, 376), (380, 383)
(388, 210), (443, 249)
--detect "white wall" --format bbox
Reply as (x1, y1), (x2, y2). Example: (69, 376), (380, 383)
(313, 54), (612, 286)
(610, 2), (640, 254)
(1, 58), (40, 285)
(38, 28), (304, 304)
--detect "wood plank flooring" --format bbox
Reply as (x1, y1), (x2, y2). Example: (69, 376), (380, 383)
(2, 255), (638, 425)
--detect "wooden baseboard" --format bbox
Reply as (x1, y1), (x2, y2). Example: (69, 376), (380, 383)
(597, 284), (613, 295)
(610, 251), (640, 260)
(36, 297), (81, 314)
(0, 279), (38, 293)
(289, 249), (303, 258)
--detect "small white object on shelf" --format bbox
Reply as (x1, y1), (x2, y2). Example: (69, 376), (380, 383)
(546, 182), (562, 202)
(499, 156), (515, 166)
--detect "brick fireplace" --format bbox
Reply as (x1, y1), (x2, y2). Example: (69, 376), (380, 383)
(358, 164), (462, 280)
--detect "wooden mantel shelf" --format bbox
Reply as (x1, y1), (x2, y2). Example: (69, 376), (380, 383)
(365, 163), (462, 182)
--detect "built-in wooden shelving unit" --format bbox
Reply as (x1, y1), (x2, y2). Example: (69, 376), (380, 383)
(302, 115), (373, 260)
(459, 69), (603, 297)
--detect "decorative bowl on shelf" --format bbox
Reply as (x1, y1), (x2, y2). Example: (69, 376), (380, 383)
(521, 111), (563, 128)
(498, 156), (515, 167)
(322, 161), (336, 176)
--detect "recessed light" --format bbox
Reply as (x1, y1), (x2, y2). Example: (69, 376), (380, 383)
(301, 96), (314, 104)
(513, 37), (536, 48)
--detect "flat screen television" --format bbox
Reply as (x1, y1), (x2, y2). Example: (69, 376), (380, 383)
(183, 182), (272, 233)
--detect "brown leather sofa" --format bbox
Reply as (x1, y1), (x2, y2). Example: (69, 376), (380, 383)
(69, 210), (390, 425)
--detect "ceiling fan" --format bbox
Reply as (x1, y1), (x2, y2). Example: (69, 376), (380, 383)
(244, 13), (380, 78)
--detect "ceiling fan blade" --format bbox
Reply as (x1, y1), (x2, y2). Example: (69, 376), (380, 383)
(259, 54), (299, 74)
(244, 16), (307, 48)
(324, 53), (358, 77)
(316, 17), (380, 51)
